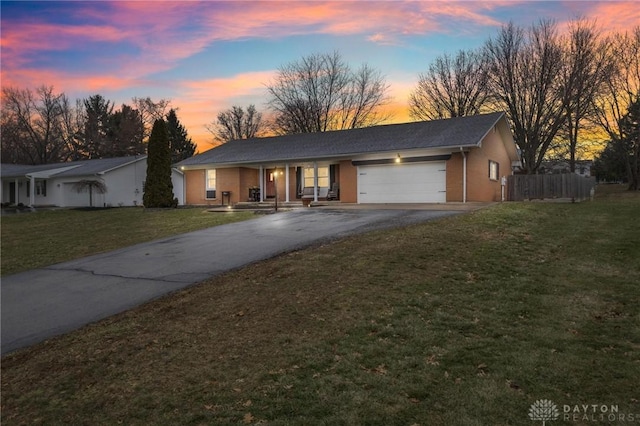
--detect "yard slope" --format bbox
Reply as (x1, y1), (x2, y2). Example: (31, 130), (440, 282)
(2, 192), (639, 425)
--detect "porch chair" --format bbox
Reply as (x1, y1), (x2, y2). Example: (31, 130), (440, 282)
(326, 183), (340, 200)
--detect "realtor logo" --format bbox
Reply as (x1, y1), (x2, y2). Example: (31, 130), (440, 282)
(529, 399), (560, 425)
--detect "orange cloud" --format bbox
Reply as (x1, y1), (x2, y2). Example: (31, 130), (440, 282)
(176, 70), (421, 151)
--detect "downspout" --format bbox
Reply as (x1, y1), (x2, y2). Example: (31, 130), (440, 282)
(460, 148), (467, 203)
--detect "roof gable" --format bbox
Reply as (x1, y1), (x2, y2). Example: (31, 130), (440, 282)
(178, 112), (510, 167)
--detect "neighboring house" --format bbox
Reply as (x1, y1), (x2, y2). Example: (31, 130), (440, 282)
(0, 156), (185, 207)
(177, 112), (519, 205)
(539, 160), (593, 177)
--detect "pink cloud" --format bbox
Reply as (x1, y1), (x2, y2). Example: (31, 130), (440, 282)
(1, 1), (513, 92)
(580, 2), (640, 34)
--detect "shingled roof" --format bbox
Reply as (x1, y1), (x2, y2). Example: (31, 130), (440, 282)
(179, 112), (507, 167)
(1, 156), (146, 179)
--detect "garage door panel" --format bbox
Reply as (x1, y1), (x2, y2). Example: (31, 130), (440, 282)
(358, 162), (446, 203)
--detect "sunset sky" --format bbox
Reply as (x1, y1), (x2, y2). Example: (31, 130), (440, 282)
(2, 1), (638, 151)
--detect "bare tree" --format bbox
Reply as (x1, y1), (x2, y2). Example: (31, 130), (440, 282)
(409, 49), (490, 121)
(59, 97), (86, 161)
(592, 26), (640, 146)
(338, 64), (392, 129)
(553, 19), (614, 172)
(132, 96), (171, 139)
(484, 20), (567, 174)
(206, 105), (265, 143)
(266, 51), (390, 135)
(0, 86), (73, 164)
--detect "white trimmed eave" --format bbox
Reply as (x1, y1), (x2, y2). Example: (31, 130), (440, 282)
(25, 165), (81, 179)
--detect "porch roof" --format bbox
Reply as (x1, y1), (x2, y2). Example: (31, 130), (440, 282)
(177, 112), (513, 168)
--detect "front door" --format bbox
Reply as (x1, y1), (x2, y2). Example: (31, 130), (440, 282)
(265, 169), (276, 198)
(9, 182), (16, 204)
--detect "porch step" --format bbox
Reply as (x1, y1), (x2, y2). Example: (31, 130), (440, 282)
(233, 201), (304, 209)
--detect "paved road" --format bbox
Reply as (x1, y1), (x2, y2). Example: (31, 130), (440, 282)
(1, 208), (463, 355)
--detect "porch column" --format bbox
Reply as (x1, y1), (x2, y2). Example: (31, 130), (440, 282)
(462, 151), (467, 203)
(14, 178), (19, 204)
(259, 165), (264, 202)
(285, 163), (290, 203)
(313, 162), (319, 203)
(28, 175), (35, 207)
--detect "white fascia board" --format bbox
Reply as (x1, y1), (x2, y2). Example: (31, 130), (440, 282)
(99, 155), (148, 175)
(26, 165), (81, 179)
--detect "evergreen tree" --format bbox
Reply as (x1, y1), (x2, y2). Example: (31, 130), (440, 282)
(594, 95), (640, 189)
(618, 95), (640, 190)
(166, 109), (196, 163)
(143, 119), (176, 207)
(109, 104), (145, 157)
(83, 94), (114, 158)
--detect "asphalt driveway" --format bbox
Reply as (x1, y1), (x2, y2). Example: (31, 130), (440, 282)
(1, 207), (465, 355)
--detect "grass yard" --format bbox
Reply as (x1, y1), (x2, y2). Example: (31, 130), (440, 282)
(0, 207), (255, 275)
(2, 188), (639, 425)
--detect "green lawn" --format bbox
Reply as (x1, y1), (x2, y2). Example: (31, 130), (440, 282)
(0, 207), (255, 275)
(2, 189), (639, 425)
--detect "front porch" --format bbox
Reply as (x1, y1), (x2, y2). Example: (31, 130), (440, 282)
(184, 160), (356, 207)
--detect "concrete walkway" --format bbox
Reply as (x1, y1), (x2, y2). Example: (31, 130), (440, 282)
(1, 207), (473, 355)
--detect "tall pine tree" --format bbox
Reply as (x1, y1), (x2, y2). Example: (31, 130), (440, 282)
(143, 119), (176, 207)
(619, 95), (640, 190)
(166, 109), (196, 163)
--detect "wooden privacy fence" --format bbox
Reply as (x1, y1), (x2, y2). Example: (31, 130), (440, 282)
(506, 174), (596, 201)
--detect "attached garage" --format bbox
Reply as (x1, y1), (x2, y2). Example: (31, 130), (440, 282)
(357, 162), (446, 203)
(63, 182), (103, 207)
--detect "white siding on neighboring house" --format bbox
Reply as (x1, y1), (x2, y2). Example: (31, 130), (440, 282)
(100, 160), (145, 207)
(172, 169), (185, 206)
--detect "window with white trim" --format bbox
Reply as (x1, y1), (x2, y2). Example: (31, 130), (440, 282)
(36, 180), (47, 196)
(489, 160), (499, 181)
(206, 169), (216, 199)
(303, 166), (329, 188)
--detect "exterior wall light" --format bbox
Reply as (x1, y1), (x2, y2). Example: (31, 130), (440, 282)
(395, 154), (401, 163)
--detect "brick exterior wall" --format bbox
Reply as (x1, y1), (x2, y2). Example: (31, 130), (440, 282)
(184, 167), (259, 205)
(445, 125), (512, 202)
(446, 153), (464, 202)
(339, 160), (357, 203)
(467, 126), (511, 201)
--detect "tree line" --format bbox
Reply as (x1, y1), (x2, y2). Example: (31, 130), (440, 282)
(1, 90), (196, 165)
(209, 19), (638, 187)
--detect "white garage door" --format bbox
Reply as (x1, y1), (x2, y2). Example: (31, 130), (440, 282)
(62, 183), (92, 207)
(358, 162), (446, 203)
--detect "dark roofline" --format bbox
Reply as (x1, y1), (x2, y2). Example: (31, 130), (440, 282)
(178, 112), (511, 168)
